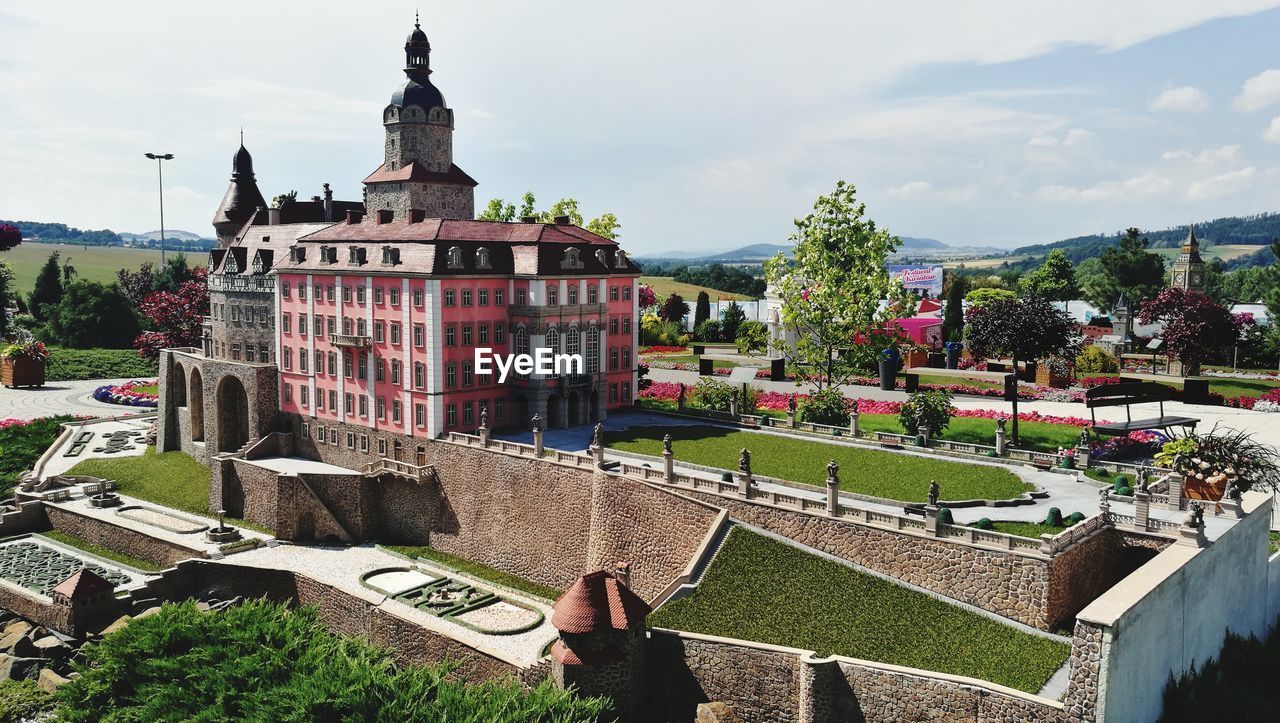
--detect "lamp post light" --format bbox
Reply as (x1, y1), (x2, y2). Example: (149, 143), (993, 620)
(144, 153), (174, 266)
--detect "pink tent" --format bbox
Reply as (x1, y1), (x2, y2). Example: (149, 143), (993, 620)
(889, 317), (943, 346)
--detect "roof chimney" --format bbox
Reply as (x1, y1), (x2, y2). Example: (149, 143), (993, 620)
(553, 215), (572, 225)
(409, 209), (427, 224)
(520, 215), (539, 224)
(267, 207), (281, 226)
(376, 209), (393, 225)
(345, 210), (363, 224)
(323, 183), (334, 222)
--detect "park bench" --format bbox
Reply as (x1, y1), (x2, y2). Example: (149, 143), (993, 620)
(1084, 382), (1199, 437)
(900, 367), (1017, 401)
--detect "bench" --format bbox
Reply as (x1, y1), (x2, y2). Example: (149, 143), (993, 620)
(901, 367), (1017, 401)
(1085, 382), (1199, 437)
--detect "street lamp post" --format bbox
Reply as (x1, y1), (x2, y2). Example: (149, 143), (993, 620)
(144, 153), (174, 266)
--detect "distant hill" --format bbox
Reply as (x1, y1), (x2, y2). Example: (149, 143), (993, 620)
(119, 229), (208, 243)
(4, 219), (218, 252)
(1007, 212), (1280, 267)
(637, 236), (952, 265)
(898, 236), (947, 250)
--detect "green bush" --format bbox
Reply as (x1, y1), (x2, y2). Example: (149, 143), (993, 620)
(898, 389), (955, 436)
(937, 507), (954, 525)
(45, 347), (157, 381)
(641, 315), (690, 347)
(972, 517), (994, 530)
(721, 471), (733, 483)
(0, 679), (54, 721)
(694, 319), (723, 342)
(1115, 486), (1134, 497)
(1075, 345), (1119, 374)
(693, 377), (759, 413)
(1043, 507), (1064, 526)
(0, 416), (73, 497)
(56, 601), (608, 722)
(798, 387), (851, 426)
(736, 320), (768, 354)
(1064, 512), (1085, 526)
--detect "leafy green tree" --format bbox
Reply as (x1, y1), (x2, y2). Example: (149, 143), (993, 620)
(1098, 228), (1165, 308)
(541, 198), (583, 226)
(27, 252), (63, 321)
(694, 291), (711, 328)
(694, 318), (722, 342)
(271, 190), (298, 208)
(1020, 249), (1078, 305)
(518, 191), (537, 219)
(0, 262), (11, 338)
(737, 320), (768, 355)
(765, 180), (910, 390)
(586, 212), (621, 240)
(477, 198), (515, 222)
(942, 274), (968, 343)
(964, 288), (1017, 307)
(477, 191), (621, 238)
(720, 300), (746, 341)
(44, 281), (141, 348)
(965, 296), (1079, 442)
(1076, 256), (1121, 311)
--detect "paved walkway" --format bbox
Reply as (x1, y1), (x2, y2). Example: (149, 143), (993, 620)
(0, 377), (144, 421)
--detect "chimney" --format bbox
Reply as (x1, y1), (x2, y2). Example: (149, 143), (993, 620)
(323, 183), (334, 222)
(409, 209), (427, 224)
(267, 208), (281, 226)
(613, 561), (632, 589)
(345, 210), (363, 224)
(553, 215), (572, 225)
(520, 215), (539, 224)
(376, 209), (393, 225)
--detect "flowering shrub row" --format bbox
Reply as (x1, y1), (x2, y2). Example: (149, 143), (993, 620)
(92, 380), (159, 408)
(638, 345), (689, 355)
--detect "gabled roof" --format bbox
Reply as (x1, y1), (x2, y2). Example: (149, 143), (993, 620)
(51, 569), (114, 599)
(550, 570), (650, 634)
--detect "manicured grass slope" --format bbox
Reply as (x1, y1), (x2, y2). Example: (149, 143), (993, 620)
(39, 530), (163, 572)
(0, 416), (73, 497)
(2, 243), (190, 296)
(855, 415), (1081, 453)
(989, 522), (1067, 539)
(608, 425), (1031, 502)
(650, 529), (1069, 693)
(384, 545), (562, 601)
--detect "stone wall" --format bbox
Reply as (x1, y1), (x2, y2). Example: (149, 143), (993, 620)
(1045, 525), (1168, 631)
(45, 506), (203, 568)
(647, 631), (802, 723)
(158, 349), (279, 460)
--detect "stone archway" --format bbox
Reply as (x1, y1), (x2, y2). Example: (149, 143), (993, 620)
(568, 391), (581, 427)
(215, 375), (250, 453)
(172, 362), (188, 408)
(546, 394), (560, 429)
(189, 367), (205, 442)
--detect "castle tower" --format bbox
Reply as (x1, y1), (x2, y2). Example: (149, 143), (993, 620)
(1169, 226), (1206, 293)
(363, 16), (477, 219)
(550, 567), (650, 720)
(211, 138), (268, 248)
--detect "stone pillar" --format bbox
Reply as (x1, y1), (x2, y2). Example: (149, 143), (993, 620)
(849, 409), (860, 437)
(825, 460), (840, 515)
(920, 428), (931, 447)
(1075, 445), (1090, 469)
(662, 435), (674, 483)
(1165, 473), (1185, 511)
(1133, 490), (1151, 531)
(799, 653), (847, 723)
(728, 395), (739, 419)
(787, 408), (796, 428)
(995, 426), (1007, 456)
(1176, 502), (1208, 548)
(531, 414), (544, 457)
(924, 505), (939, 533)
(737, 448), (753, 498)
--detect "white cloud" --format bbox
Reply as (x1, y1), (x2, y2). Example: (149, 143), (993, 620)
(1161, 145), (1243, 164)
(1150, 85), (1209, 112)
(1233, 69), (1280, 111)
(1062, 128), (1094, 146)
(1265, 117), (1280, 143)
(1187, 167), (1258, 200)
(884, 181), (978, 202)
(1027, 132), (1059, 147)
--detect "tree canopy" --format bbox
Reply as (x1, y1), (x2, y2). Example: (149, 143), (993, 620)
(1097, 228), (1166, 307)
(27, 252), (64, 321)
(44, 280), (141, 349)
(1137, 288), (1242, 372)
(1019, 249), (1078, 302)
(477, 191), (621, 239)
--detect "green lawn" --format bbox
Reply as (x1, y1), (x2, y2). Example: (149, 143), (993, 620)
(987, 522), (1067, 539)
(38, 530), (164, 572)
(1125, 374), (1280, 400)
(912, 372), (1005, 391)
(639, 275), (753, 302)
(650, 529), (1070, 693)
(855, 415), (1081, 453)
(384, 545), (562, 601)
(0, 416), (74, 497)
(608, 425), (1031, 502)
(132, 384), (158, 396)
(1, 243), (187, 297)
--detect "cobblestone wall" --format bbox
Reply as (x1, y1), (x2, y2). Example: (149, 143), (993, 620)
(1045, 526), (1168, 631)
(45, 506), (203, 567)
(646, 632), (802, 723)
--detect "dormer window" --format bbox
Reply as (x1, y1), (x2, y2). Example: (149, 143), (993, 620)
(381, 246), (401, 265)
(447, 246), (463, 269)
(595, 249), (607, 265)
(224, 254), (240, 274)
(348, 246), (367, 265)
(475, 247), (491, 269)
(251, 252), (265, 274)
(289, 246), (307, 263)
(321, 246), (338, 264)
(615, 249), (628, 268)
(561, 247), (583, 270)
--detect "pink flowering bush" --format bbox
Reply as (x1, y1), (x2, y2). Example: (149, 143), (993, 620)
(92, 380), (159, 408)
(1078, 376), (1122, 389)
(639, 345), (688, 355)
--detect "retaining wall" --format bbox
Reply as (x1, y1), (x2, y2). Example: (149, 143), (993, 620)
(44, 505), (204, 567)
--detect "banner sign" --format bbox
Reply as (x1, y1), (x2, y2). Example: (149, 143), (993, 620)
(887, 265), (943, 296)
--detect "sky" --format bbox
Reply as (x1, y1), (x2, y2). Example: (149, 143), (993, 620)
(2, 0), (1280, 255)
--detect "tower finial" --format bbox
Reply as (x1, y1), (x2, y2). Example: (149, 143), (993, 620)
(415, 9), (420, 28)
(240, 126), (244, 146)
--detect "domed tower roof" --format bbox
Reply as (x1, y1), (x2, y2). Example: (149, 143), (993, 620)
(212, 135), (267, 245)
(392, 14), (446, 111)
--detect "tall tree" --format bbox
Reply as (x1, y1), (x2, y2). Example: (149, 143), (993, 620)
(28, 251), (64, 321)
(478, 198), (515, 222)
(1099, 228), (1165, 308)
(1020, 249), (1078, 306)
(1137, 288), (1242, 375)
(942, 274), (968, 343)
(134, 267), (210, 359)
(45, 281), (141, 348)
(694, 291), (711, 328)
(585, 212), (621, 240)
(0, 223), (21, 252)
(765, 180), (910, 390)
(659, 293), (689, 326)
(720, 300), (746, 341)
(1075, 257), (1121, 311)
(0, 262), (11, 338)
(965, 296), (1079, 442)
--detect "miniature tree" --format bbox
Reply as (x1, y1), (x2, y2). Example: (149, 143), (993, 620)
(1137, 288), (1241, 376)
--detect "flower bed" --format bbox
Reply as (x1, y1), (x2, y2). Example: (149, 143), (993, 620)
(92, 380), (159, 408)
(638, 345), (689, 355)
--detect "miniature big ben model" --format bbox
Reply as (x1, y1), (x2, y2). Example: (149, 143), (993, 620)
(1170, 227), (1205, 293)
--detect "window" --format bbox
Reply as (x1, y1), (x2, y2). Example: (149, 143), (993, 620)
(283, 383), (292, 403)
(374, 321), (384, 343)
(462, 361), (473, 387)
(447, 247), (463, 268)
(299, 351), (308, 373)
(374, 287), (384, 304)
(299, 313), (308, 338)
(327, 316), (336, 335)
(390, 287), (400, 306)
(297, 284), (306, 300)
(478, 289), (488, 306)
(327, 285), (335, 302)
(475, 247), (491, 269)
(378, 438), (387, 455)
(393, 400), (403, 423)
(461, 289), (472, 307)
(356, 318), (366, 337)
(515, 326), (529, 356)
(345, 393), (353, 414)
(375, 358), (384, 382)
(516, 288), (527, 305)
(314, 316), (324, 337)
(609, 317), (619, 335)
(446, 403), (457, 426)
(623, 285), (632, 301)
(314, 284), (323, 299)
(300, 386), (308, 407)
(586, 326), (600, 373)
(282, 282), (291, 298)
(245, 345), (255, 362)
(281, 314), (291, 334)
(346, 431), (355, 449)
(260, 343), (269, 362)
(561, 247), (582, 268)
(568, 285), (578, 305)
(377, 397), (385, 420)
(444, 289), (455, 307)
(609, 347), (619, 371)
(356, 285), (366, 304)
(315, 350), (323, 373)
(359, 395), (368, 417)
(622, 382), (632, 402)
(282, 347), (292, 370)
(547, 286), (559, 305)
(494, 289), (505, 306)
(342, 286), (352, 303)
(610, 286), (619, 301)
(546, 327), (560, 355)
(588, 286), (598, 304)
(413, 289), (423, 307)
(609, 383), (618, 404)
(496, 398), (505, 418)
(414, 324), (425, 347)
(414, 362), (425, 388)
(342, 317), (353, 335)
(416, 403), (426, 428)
(357, 353), (367, 380)
(445, 325), (455, 347)
(463, 401), (474, 425)
(622, 317), (631, 334)
(478, 323), (489, 345)
(343, 352), (353, 378)
(316, 425), (325, 441)
(566, 327), (580, 357)
(461, 324), (472, 346)
(391, 359), (401, 384)
(327, 351), (337, 376)
(494, 323), (505, 345)
(445, 362), (456, 388)
(328, 389), (337, 411)
(360, 434), (369, 453)
(391, 322), (401, 345)
(622, 346), (631, 369)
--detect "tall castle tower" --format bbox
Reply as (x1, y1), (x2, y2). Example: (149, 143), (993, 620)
(1169, 227), (1206, 293)
(363, 17), (477, 219)
(211, 140), (267, 248)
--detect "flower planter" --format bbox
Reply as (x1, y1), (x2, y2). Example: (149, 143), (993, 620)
(1035, 363), (1071, 389)
(1, 357), (45, 388)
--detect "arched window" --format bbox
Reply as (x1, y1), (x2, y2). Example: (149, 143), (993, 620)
(447, 246), (463, 269)
(515, 325), (530, 357)
(566, 326), (580, 357)
(545, 326), (560, 356)
(561, 247), (583, 269)
(586, 325), (600, 373)
(475, 247), (491, 269)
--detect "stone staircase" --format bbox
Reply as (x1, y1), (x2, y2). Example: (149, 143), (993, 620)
(360, 458), (436, 485)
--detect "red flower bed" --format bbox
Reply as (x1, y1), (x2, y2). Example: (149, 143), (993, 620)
(1078, 376), (1122, 388)
(639, 345), (689, 355)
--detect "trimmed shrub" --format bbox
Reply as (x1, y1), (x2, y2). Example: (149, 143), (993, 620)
(898, 389), (955, 436)
(798, 387), (851, 426)
(1075, 345), (1119, 374)
(972, 517), (994, 530)
(694, 377), (759, 413)
(937, 507), (954, 525)
(694, 319), (723, 343)
(1043, 507), (1064, 526)
(721, 471), (733, 483)
(1116, 486), (1134, 497)
(1064, 511), (1085, 526)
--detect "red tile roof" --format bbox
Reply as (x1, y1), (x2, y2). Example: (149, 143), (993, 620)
(299, 217), (615, 245)
(51, 569), (114, 599)
(551, 570), (651, 634)
(363, 161), (478, 187)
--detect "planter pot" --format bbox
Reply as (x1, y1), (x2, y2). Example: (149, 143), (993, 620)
(1, 357), (45, 388)
(878, 359), (896, 391)
(1035, 364), (1071, 389)
(945, 347), (961, 369)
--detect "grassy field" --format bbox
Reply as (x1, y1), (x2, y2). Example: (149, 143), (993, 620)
(650, 529), (1070, 693)
(1127, 374), (1280, 399)
(0, 416), (75, 497)
(38, 530), (164, 572)
(855, 414), (1082, 452)
(987, 521), (1067, 539)
(1, 243), (202, 296)
(639, 275), (754, 302)
(384, 546), (562, 601)
(1151, 244), (1267, 263)
(608, 424), (1031, 502)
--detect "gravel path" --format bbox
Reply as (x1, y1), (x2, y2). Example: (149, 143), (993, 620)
(0, 377), (144, 421)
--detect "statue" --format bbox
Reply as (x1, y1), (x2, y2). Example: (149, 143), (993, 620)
(996, 416), (1007, 433)
(531, 413), (543, 432)
(1138, 468), (1150, 492)
(738, 448), (752, 475)
(677, 383), (687, 406)
(592, 423), (604, 449)
(1099, 486), (1110, 503)
(663, 434), (673, 455)
(478, 408), (489, 430)
(1185, 501), (1205, 529)
(927, 480), (940, 507)
(1223, 479), (1241, 501)
(788, 394), (798, 414)
(1078, 427), (1090, 448)
(827, 459), (839, 481)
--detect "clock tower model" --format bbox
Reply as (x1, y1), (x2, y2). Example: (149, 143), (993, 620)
(1169, 227), (1205, 293)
